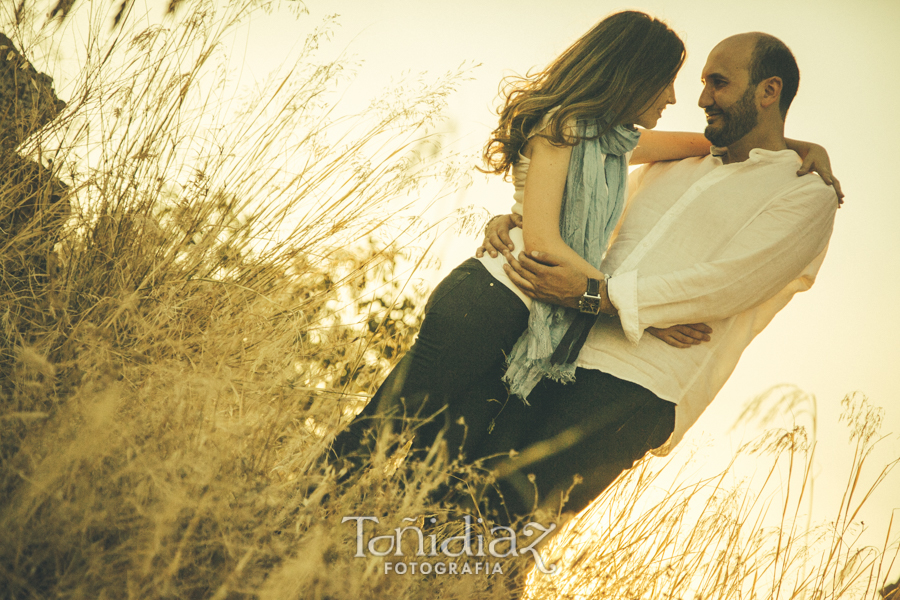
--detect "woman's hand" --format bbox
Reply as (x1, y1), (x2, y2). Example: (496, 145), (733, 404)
(786, 139), (844, 204)
(476, 213), (522, 258)
(647, 323), (713, 348)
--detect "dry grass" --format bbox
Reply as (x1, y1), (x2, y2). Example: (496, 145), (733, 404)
(527, 393), (898, 600)
(0, 2), (897, 599)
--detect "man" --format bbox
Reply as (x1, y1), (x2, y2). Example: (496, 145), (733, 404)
(475, 32), (840, 520)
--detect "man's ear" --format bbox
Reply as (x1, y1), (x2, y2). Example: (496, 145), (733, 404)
(759, 76), (783, 109)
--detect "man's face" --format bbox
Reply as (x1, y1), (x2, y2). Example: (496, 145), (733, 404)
(699, 39), (760, 147)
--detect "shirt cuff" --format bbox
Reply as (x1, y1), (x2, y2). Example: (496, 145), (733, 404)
(607, 270), (642, 345)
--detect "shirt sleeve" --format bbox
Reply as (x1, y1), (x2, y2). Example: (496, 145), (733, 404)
(608, 182), (838, 344)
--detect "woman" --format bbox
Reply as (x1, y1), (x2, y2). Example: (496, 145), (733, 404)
(331, 11), (833, 523)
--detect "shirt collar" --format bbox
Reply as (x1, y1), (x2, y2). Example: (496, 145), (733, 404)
(747, 147), (801, 163)
(709, 146), (801, 164)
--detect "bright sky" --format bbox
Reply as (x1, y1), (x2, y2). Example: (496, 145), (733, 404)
(40, 0), (900, 584)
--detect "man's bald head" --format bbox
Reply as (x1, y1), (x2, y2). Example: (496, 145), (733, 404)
(714, 32), (800, 118)
(711, 33), (757, 63)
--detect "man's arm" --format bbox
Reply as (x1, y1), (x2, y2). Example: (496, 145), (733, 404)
(507, 181), (837, 344)
(504, 251), (712, 346)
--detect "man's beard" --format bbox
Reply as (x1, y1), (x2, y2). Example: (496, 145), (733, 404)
(704, 86), (759, 147)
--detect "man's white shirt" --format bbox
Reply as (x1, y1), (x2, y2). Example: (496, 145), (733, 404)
(576, 148), (839, 452)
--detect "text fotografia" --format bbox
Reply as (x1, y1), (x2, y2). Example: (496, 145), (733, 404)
(342, 515), (558, 575)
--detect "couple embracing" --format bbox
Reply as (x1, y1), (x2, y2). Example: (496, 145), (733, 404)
(333, 11), (840, 526)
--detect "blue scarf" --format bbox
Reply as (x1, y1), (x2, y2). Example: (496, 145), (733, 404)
(503, 119), (640, 402)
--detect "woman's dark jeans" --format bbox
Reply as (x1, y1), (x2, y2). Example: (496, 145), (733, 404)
(331, 258), (675, 524)
(332, 258), (529, 467)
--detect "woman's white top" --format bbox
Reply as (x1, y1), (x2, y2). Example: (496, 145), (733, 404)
(475, 153), (535, 309)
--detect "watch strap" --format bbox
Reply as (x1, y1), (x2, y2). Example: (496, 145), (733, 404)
(550, 312), (600, 365)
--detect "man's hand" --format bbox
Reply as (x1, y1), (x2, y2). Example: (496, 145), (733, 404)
(476, 213), (522, 258)
(647, 323), (713, 348)
(503, 250), (588, 309)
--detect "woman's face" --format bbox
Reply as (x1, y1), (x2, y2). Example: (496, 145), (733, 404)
(631, 79), (677, 129)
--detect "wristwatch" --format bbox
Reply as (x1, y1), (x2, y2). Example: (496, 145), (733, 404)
(578, 278), (602, 315)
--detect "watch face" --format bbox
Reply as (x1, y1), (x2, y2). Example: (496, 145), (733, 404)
(579, 296), (601, 314)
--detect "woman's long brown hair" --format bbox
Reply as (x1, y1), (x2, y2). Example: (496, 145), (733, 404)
(482, 11), (685, 177)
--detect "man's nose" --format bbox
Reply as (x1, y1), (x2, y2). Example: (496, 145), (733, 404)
(698, 84), (712, 108)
